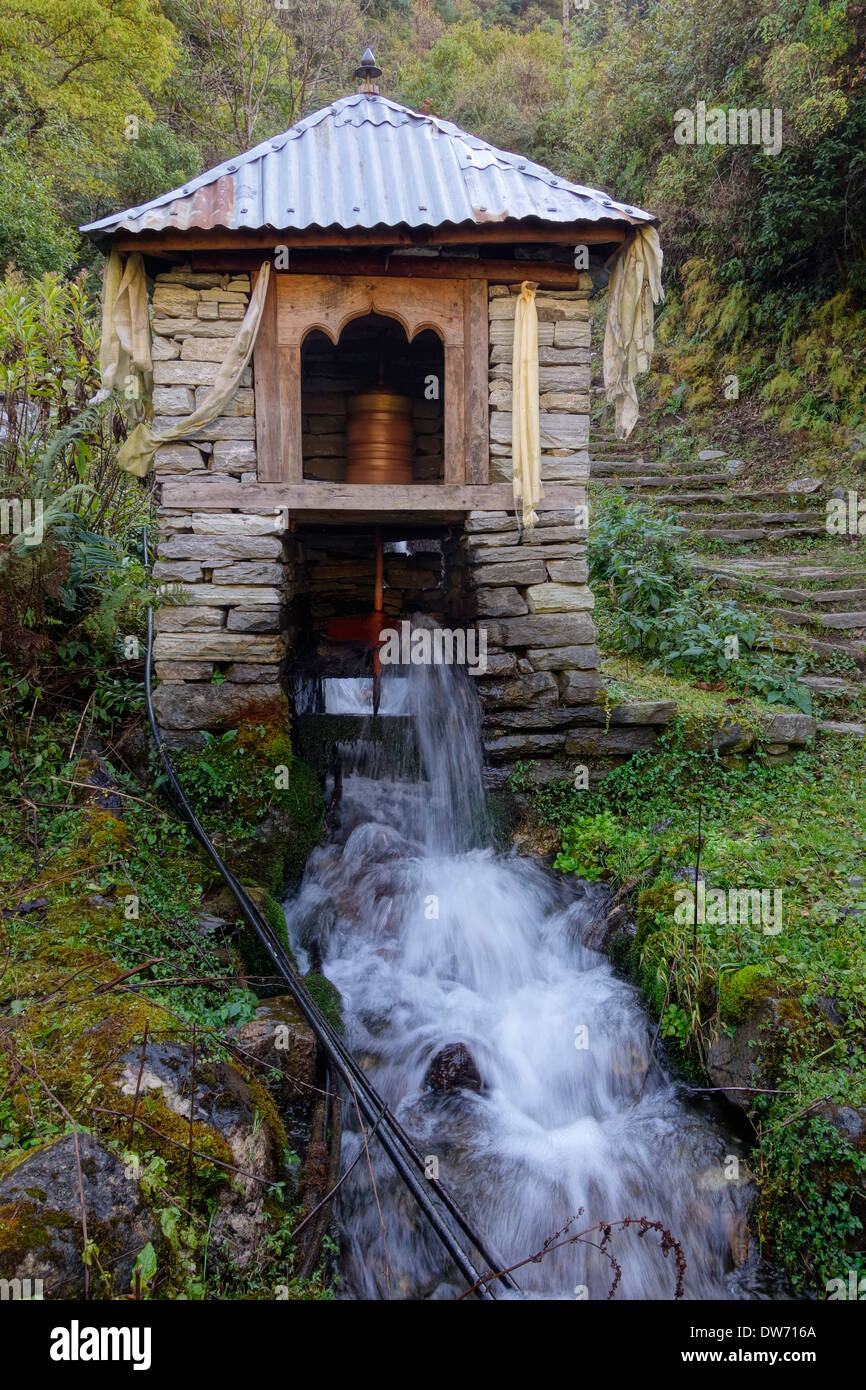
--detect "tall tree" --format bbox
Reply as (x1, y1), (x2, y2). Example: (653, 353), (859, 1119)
(165, 0), (367, 162)
(0, 0), (178, 198)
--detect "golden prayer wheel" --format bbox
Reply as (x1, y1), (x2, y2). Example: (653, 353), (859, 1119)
(345, 389), (414, 485)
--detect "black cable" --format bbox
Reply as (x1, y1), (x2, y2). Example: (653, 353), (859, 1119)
(142, 530), (517, 1299)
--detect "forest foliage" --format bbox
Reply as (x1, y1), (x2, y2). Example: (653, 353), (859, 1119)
(0, 0), (862, 448)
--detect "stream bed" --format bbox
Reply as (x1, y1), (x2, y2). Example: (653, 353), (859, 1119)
(285, 659), (776, 1300)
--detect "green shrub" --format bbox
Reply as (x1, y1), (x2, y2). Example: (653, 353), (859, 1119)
(0, 271), (154, 698)
(554, 811), (620, 880)
(589, 495), (812, 713)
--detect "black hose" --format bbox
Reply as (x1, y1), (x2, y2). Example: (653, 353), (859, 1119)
(143, 531), (518, 1299)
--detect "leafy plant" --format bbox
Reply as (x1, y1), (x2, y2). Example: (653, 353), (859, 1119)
(554, 811), (620, 879)
(589, 495), (812, 712)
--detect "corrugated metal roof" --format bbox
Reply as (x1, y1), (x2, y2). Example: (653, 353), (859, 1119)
(81, 94), (654, 243)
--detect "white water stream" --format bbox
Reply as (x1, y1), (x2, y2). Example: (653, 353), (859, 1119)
(285, 661), (764, 1300)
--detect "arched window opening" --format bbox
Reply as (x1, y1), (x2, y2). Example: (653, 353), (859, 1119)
(301, 313), (444, 483)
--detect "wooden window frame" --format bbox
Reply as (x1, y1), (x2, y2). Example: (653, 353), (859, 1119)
(252, 271), (488, 486)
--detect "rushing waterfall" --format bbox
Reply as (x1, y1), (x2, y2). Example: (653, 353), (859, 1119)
(284, 657), (766, 1301)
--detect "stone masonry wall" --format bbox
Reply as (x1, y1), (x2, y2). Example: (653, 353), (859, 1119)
(148, 265), (290, 746)
(487, 281), (591, 486)
(467, 283), (603, 782)
(147, 269), (607, 756)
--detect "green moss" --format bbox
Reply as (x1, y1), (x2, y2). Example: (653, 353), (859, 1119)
(236, 885), (296, 983)
(174, 725), (323, 896)
(274, 756), (324, 884)
(241, 1068), (289, 1169)
(635, 883), (678, 942)
(260, 890), (290, 950)
(607, 926), (633, 973)
(637, 931), (670, 1017)
(303, 971), (343, 1035)
(719, 965), (772, 1023)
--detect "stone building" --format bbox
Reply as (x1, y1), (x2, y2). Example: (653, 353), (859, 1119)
(82, 60), (660, 780)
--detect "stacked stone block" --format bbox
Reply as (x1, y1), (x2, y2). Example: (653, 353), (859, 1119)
(463, 509), (607, 780)
(467, 283), (601, 778)
(487, 281), (591, 487)
(148, 266), (289, 743)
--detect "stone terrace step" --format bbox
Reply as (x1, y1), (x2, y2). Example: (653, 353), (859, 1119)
(678, 510), (824, 528)
(803, 589), (866, 606)
(708, 574), (866, 607)
(590, 461), (669, 475)
(593, 472), (732, 489)
(765, 607), (866, 631)
(653, 489), (812, 506)
(814, 611), (866, 629)
(802, 635), (866, 664)
(694, 526), (826, 542)
(799, 675), (865, 694)
(692, 557), (866, 583)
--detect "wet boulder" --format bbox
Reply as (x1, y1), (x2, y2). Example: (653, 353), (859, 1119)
(0, 1133), (159, 1299)
(424, 1043), (482, 1093)
(117, 1040), (284, 1270)
(706, 994), (807, 1109)
(236, 995), (318, 1109)
(814, 1102), (866, 1145)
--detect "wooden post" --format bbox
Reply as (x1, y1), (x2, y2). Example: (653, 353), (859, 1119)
(280, 345), (302, 483)
(444, 345), (465, 484)
(463, 279), (489, 485)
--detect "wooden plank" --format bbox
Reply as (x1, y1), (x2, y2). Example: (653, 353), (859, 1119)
(444, 345), (465, 484)
(188, 251), (583, 286)
(464, 280), (489, 485)
(274, 273), (464, 347)
(291, 512), (472, 526)
(279, 344), (302, 482)
(160, 479), (586, 513)
(115, 224), (629, 256)
(251, 268), (281, 482)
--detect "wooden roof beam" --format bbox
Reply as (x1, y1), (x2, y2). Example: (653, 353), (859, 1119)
(113, 223), (627, 258)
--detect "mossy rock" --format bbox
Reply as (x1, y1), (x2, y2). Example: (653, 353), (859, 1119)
(707, 992), (811, 1104)
(719, 965), (771, 1023)
(174, 721), (324, 895)
(634, 882), (679, 949)
(236, 884), (296, 985)
(637, 933), (670, 1016)
(0, 1133), (160, 1299)
(630, 882), (679, 986)
(303, 971), (343, 1035)
(219, 758), (324, 895)
(607, 925), (634, 973)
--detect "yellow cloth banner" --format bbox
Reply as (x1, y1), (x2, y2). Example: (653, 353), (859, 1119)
(96, 250), (272, 477)
(511, 280), (543, 530)
(602, 226), (664, 439)
(98, 249), (153, 416)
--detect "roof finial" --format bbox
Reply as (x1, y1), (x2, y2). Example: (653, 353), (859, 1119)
(354, 48), (382, 96)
